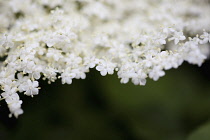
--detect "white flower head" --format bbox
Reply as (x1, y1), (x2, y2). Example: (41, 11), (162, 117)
(0, 0), (210, 117)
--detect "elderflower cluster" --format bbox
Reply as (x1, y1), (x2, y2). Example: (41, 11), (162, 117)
(0, 0), (210, 117)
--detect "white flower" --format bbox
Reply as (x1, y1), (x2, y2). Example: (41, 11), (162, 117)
(21, 60), (36, 74)
(200, 32), (210, 44)
(17, 73), (29, 92)
(93, 34), (110, 47)
(64, 54), (82, 68)
(108, 42), (128, 58)
(46, 48), (63, 61)
(96, 59), (116, 76)
(29, 66), (42, 80)
(83, 56), (98, 70)
(0, 34), (14, 48)
(60, 70), (76, 84)
(154, 33), (167, 45)
(162, 27), (175, 35)
(82, 2), (110, 19)
(43, 67), (58, 82)
(149, 66), (165, 81)
(22, 80), (39, 97)
(131, 69), (147, 85)
(169, 31), (186, 44)
(1, 86), (23, 118)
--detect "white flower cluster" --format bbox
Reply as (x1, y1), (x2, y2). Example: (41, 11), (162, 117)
(0, 0), (210, 117)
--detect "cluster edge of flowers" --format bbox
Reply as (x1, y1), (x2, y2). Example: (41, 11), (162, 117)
(0, 0), (210, 117)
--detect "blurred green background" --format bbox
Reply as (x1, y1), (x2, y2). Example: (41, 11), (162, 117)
(0, 61), (210, 140)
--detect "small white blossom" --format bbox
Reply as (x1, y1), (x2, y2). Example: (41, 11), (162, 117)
(21, 60), (36, 74)
(1, 85), (23, 118)
(60, 69), (76, 84)
(169, 31), (186, 44)
(83, 56), (98, 70)
(82, 2), (110, 19)
(96, 59), (116, 76)
(200, 32), (210, 44)
(0, 34), (14, 48)
(131, 69), (147, 86)
(149, 66), (165, 81)
(46, 48), (63, 61)
(22, 80), (39, 97)
(17, 73), (29, 92)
